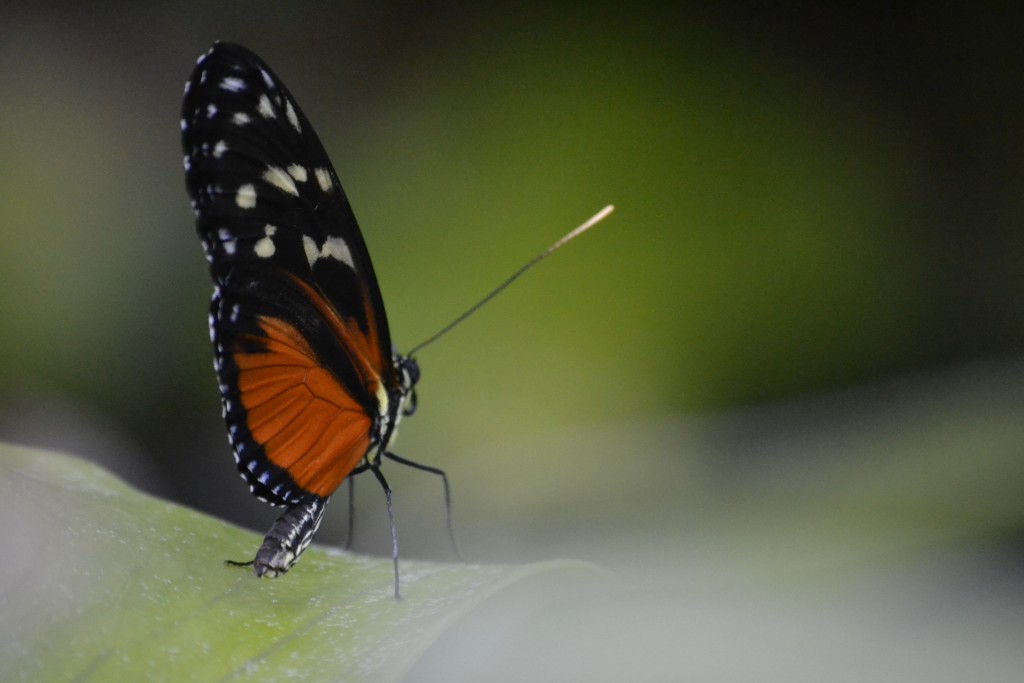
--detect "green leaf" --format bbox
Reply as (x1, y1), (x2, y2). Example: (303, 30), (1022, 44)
(0, 444), (591, 681)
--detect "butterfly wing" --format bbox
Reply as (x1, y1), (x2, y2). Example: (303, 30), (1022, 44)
(181, 42), (396, 506)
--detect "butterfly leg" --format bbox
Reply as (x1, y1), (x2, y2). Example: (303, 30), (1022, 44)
(384, 452), (464, 561)
(226, 497), (328, 577)
(369, 464), (401, 599)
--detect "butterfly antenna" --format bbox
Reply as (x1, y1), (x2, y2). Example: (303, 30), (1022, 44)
(407, 204), (614, 356)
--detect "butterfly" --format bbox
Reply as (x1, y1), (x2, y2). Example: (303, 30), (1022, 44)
(180, 42), (453, 592)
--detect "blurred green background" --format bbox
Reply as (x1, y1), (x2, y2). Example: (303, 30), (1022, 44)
(1, 3), (1022, 677)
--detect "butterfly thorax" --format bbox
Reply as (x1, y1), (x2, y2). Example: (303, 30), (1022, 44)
(365, 353), (419, 468)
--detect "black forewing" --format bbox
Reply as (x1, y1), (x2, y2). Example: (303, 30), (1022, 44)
(181, 42), (395, 388)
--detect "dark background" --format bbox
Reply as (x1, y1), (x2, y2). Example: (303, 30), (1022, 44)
(1, 5), (1022, 674)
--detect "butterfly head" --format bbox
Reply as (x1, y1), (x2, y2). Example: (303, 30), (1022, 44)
(368, 353), (418, 465)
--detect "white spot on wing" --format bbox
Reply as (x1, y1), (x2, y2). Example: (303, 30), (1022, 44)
(232, 112), (251, 126)
(302, 235), (319, 268)
(285, 100), (301, 133)
(254, 238), (275, 258)
(220, 76), (246, 92)
(258, 94), (275, 119)
(321, 235), (354, 269)
(301, 234), (355, 271)
(254, 224), (278, 258)
(287, 164), (308, 183)
(263, 166), (298, 196)
(315, 168), (332, 192)
(260, 68), (274, 90)
(206, 103), (218, 118)
(213, 140), (228, 158)
(236, 184), (257, 209)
